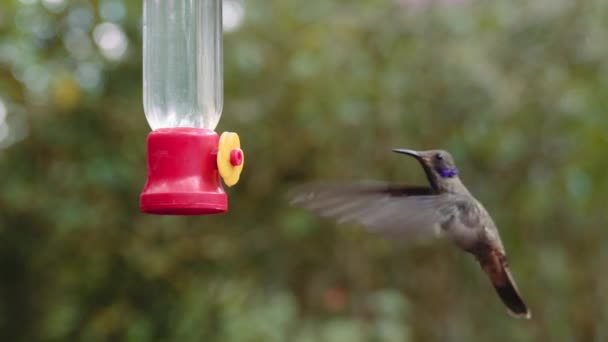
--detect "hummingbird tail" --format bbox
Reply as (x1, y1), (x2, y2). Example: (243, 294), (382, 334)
(478, 250), (531, 319)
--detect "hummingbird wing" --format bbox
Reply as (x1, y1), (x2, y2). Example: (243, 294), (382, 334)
(288, 182), (470, 241)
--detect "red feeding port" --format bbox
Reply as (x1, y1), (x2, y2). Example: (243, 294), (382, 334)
(140, 127), (227, 215)
(230, 148), (243, 166)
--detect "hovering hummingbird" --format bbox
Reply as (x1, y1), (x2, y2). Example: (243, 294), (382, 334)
(289, 149), (531, 318)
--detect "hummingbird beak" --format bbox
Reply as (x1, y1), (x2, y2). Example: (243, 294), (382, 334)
(392, 149), (422, 159)
(392, 148), (439, 192)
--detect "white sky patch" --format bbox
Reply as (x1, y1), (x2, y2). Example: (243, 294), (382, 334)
(21, 64), (50, 95)
(223, 0), (245, 33)
(76, 63), (102, 90)
(93, 22), (128, 61)
(67, 6), (94, 31)
(0, 98), (7, 144)
(100, 0), (126, 22)
(42, 0), (67, 13)
(64, 28), (94, 60)
(0, 98), (6, 124)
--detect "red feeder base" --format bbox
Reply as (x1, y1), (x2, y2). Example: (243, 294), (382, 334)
(140, 128), (227, 215)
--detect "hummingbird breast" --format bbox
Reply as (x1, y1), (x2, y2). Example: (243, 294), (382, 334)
(441, 216), (482, 251)
(439, 198), (490, 252)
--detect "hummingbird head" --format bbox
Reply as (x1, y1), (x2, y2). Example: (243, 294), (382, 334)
(392, 149), (463, 193)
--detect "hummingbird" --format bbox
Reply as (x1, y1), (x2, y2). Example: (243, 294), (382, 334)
(289, 149), (531, 318)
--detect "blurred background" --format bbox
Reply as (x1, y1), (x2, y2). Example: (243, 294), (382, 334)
(1, 0), (607, 341)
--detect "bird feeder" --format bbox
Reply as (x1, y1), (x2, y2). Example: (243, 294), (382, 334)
(140, 0), (244, 215)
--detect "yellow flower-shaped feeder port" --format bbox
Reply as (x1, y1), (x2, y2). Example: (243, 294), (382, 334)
(217, 132), (244, 187)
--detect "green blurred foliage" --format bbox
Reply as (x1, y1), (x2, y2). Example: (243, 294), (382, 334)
(1, 0), (608, 341)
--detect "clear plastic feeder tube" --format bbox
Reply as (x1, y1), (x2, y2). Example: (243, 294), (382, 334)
(143, 0), (223, 130)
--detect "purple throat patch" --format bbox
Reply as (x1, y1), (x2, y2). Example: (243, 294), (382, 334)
(439, 168), (459, 178)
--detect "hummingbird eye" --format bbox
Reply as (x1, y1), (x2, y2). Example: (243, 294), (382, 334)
(435, 153), (443, 161)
